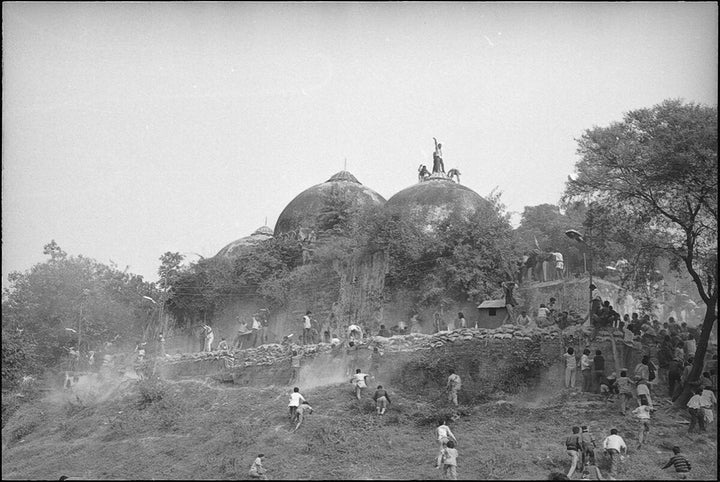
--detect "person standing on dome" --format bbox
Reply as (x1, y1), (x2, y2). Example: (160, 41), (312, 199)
(432, 137), (445, 173)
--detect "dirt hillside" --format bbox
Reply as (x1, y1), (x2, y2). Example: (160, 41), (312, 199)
(1, 366), (717, 480)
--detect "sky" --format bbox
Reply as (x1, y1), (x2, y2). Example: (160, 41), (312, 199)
(2, 2), (718, 288)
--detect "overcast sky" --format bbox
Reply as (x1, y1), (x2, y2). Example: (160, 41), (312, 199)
(2, 2), (718, 287)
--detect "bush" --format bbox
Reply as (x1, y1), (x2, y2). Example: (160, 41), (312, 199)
(137, 378), (168, 408)
(1, 328), (38, 390)
(394, 339), (556, 402)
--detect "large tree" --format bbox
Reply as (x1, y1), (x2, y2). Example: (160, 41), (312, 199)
(2, 241), (160, 381)
(563, 99), (718, 406)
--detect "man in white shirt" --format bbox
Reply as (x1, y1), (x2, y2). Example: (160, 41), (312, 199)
(631, 404), (652, 449)
(434, 420), (457, 469)
(287, 387), (306, 422)
(602, 428), (627, 479)
(248, 453), (267, 479)
(553, 251), (564, 280)
(302, 311), (313, 345)
(350, 369), (368, 400)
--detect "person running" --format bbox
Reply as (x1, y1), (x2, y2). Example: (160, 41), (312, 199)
(373, 385), (391, 415)
(599, 372), (618, 403)
(563, 348), (577, 389)
(440, 439), (459, 480)
(248, 453), (267, 479)
(287, 387), (306, 423)
(564, 426), (582, 478)
(631, 404), (652, 449)
(293, 401), (314, 432)
(350, 369), (368, 400)
(661, 446), (691, 476)
(446, 369), (462, 406)
(580, 425), (596, 467)
(602, 428), (627, 480)
(635, 378), (653, 408)
(434, 420), (457, 470)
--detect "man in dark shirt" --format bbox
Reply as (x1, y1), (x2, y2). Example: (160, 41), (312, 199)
(373, 385), (391, 415)
(668, 358), (683, 399)
(564, 426), (582, 479)
(592, 350), (605, 393)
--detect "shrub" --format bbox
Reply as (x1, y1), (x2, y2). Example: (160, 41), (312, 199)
(137, 378), (168, 408)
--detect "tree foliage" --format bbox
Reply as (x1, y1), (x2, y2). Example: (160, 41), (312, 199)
(562, 98), (718, 405)
(2, 241), (160, 377)
(370, 190), (518, 306)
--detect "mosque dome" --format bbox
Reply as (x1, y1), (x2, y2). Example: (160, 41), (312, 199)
(274, 170), (386, 236)
(215, 225), (274, 258)
(385, 176), (493, 230)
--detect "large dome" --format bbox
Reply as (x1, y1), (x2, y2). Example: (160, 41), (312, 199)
(274, 170), (386, 236)
(215, 225), (274, 258)
(385, 177), (493, 229)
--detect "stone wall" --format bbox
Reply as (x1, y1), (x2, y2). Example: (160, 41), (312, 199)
(151, 322), (654, 400)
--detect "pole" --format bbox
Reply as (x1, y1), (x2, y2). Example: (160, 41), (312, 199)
(587, 225), (593, 324)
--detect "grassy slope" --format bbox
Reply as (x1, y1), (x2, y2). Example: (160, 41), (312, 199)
(1, 374), (717, 480)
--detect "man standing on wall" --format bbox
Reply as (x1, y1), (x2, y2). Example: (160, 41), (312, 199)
(251, 314), (261, 347)
(302, 311), (313, 345)
(259, 310), (269, 345)
(500, 281), (518, 325)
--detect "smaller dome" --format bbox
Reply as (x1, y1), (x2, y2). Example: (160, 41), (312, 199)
(215, 225), (274, 258)
(274, 170), (386, 236)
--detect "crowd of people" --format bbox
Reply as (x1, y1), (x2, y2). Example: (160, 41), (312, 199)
(556, 314), (717, 479)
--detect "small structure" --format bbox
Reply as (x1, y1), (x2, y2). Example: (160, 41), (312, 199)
(476, 299), (507, 329)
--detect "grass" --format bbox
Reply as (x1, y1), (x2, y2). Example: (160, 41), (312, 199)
(1, 373), (717, 480)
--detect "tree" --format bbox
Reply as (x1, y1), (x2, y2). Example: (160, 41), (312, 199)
(371, 189), (518, 307)
(2, 241), (159, 375)
(514, 203), (586, 275)
(563, 99), (718, 406)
